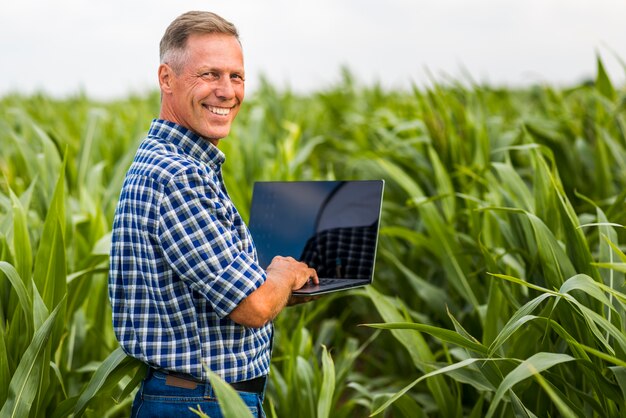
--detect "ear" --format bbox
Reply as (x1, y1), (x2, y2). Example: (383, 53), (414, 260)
(158, 63), (174, 94)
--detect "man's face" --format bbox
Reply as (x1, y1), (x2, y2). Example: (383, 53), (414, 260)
(159, 33), (245, 145)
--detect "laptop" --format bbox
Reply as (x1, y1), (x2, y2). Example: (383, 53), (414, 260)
(248, 180), (384, 296)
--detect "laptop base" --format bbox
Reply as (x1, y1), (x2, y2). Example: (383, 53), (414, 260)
(291, 279), (370, 296)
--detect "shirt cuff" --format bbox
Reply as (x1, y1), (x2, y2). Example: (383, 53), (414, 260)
(192, 252), (267, 318)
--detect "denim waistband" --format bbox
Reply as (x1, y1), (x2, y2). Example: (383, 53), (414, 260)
(150, 368), (267, 394)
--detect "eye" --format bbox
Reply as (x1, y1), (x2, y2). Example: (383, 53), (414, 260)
(230, 73), (245, 83)
(201, 71), (219, 80)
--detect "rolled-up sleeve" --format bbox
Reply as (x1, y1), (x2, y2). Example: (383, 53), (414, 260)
(156, 168), (266, 318)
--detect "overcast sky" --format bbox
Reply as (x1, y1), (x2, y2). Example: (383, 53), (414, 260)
(2, 0), (625, 100)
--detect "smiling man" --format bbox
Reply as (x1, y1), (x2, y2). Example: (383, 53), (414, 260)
(158, 28), (244, 144)
(108, 11), (317, 418)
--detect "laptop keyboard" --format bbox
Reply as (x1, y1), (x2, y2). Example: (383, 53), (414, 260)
(302, 278), (353, 289)
(319, 278), (343, 285)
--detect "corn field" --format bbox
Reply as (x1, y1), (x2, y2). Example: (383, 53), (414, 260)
(1, 59), (625, 417)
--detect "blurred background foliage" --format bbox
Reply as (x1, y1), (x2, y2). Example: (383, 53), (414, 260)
(1, 59), (625, 417)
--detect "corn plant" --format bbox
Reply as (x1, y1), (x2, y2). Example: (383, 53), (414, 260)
(356, 59), (626, 417)
(0, 97), (150, 417)
(1, 56), (625, 417)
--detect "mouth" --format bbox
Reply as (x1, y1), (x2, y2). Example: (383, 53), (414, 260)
(204, 104), (233, 116)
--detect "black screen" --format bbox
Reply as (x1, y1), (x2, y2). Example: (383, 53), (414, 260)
(248, 180), (383, 280)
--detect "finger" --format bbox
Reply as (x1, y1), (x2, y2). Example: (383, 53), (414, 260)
(309, 268), (319, 284)
(269, 255), (284, 265)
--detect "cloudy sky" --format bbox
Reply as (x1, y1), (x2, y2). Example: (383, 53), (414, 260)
(2, 0), (625, 99)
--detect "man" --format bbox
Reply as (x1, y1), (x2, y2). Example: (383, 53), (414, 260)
(108, 11), (318, 417)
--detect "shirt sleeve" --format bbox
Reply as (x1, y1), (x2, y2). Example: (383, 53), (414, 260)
(156, 167), (266, 318)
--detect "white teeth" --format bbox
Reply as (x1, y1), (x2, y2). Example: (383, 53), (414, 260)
(208, 106), (230, 115)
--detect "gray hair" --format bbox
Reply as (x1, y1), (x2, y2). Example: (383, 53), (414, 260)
(160, 11), (240, 74)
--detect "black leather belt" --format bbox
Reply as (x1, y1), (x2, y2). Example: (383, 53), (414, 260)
(230, 375), (266, 393)
(154, 368), (266, 394)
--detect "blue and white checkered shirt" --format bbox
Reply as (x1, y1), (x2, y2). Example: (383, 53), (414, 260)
(109, 119), (271, 383)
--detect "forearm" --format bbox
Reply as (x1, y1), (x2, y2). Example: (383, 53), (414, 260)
(228, 256), (317, 327)
(229, 274), (293, 327)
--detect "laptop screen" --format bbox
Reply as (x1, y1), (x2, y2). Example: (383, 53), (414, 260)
(248, 180), (384, 280)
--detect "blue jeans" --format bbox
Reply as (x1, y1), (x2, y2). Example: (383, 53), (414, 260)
(131, 369), (266, 417)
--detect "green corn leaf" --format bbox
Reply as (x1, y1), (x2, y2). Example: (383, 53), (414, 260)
(31, 122), (64, 194)
(593, 262), (626, 274)
(296, 356), (316, 416)
(33, 156), (67, 311)
(485, 352), (576, 418)
(448, 304), (509, 390)
(596, 234), (626, 264)
(35, 218), (66, 310)
(482, 271), (509, 347)
(0, 297), (65, 418)
(0, 261), (33, 337)
(382, 249), (451, 317)
(365, 286), (457, 417)
(441, 361), (495, 392)
(379, 225), (427, 247)
(113, 365), (147, 403)
(269, 368), (288, 412)
(77, 109), (106, 193)
(427, 145), (455, 222)
(592, 209), (624, 298)
(31, 282), (49, 332)
(50, 396), (78, 418)
(491, 162), (534, 212)
(383, 393), (427, 418)
(595, 54), (616, 101)
(578, 344), (626, 367)
(291, 135), (326, 174)
(374, 157), (479, 311)
(102, 141), (141, 215)
(317, 345), (336, 418)
(526, 211), (577, 289)
(487, 313), (626, 405)
(364, 322), (488, 355)
(491, 272), (626, 355)
(564, 297), (626, 354)
(489, 314), (540, 357)
(91, 232), (112, 257)
(609, 367), (626, 400)
(73, 348), (143, 416)
(548, 181), (602, 283)
(370, 358), (483, 417)
(559, 274), (613, 309)
(489, 272), (555, 295)
(364, 287), (432, 366)
(468, 394), (486, 418)
(0, 326), (10, 405)
(206, 370), (255, 418)
(3, 112), (37, 188)
(9, 189), (32, 291)
(509, 391), (540, 418)
(447, 308), (481, 344)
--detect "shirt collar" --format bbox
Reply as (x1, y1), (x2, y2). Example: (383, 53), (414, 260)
(148, 119), (226, 167)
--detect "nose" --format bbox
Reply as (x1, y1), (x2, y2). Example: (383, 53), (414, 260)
(215, 76), (235, 100)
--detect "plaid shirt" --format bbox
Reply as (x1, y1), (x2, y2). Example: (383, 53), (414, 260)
(109, 119), (271, 383)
